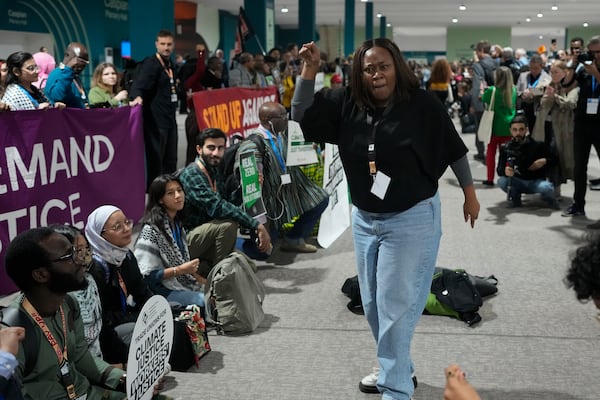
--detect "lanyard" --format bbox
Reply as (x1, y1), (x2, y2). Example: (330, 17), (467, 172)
(155, 54), (177, 95)
(171, 222), (185, 255)
(593, 76), (598, 95)
(22, 297), (68, 363)
(22, 297), (78, 400)
(196, 159), (217, 192)
(366, 113), (379, 179)
(264, 130), (286, 172)
(528, 75), (540, 88)
(16, 85), (40, 108)
(116, 270), (129, 313)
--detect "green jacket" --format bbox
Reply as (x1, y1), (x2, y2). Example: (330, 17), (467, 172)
(482, 86), (517, 137)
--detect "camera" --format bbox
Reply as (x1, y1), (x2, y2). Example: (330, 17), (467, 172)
(577, 51), (594, 64)
(505, 140), (522, 175)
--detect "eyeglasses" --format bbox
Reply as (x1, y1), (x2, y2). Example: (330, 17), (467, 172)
(51, 247), (77, 264)
(362, 63), (393, 76)
(102, 219), (133, 234)
(23, 65), (39, 72)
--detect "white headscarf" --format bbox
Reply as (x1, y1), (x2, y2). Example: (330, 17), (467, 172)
(85, 205), (129, 266)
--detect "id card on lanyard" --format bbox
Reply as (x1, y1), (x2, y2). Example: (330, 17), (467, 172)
(156, 54), (178, 103)
(366, 114), (390, 200)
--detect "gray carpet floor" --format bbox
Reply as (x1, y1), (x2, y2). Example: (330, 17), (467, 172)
(161, 113), (600, 400)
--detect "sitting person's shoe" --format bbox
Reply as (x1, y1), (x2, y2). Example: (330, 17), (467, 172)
(358, 367), (418, 394)
(562, 204), (585, 217)
(279, 239), (317, 253)
(506, 200), (522, 208)
(481, 180), (494, 186)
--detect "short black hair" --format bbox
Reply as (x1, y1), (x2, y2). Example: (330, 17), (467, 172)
(510, 113), (529, 127)
(156, 29), (174, 40)
(195, 127), (227, 147)
(5, 227), (55, 291)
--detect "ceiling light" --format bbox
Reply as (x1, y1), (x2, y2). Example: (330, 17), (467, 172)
(452, 18), (458, 23)
(551, 4), (558, 11)
(376, 13), (383, 18)
(459, 5), (466, 11)
(537, 12), (543, 18)
(583, 22), (589, 27)
(539, 35), (544, 40)
(360, 0), (368, 2)
(281, 7), (289, 13)
(386, 23), (391, 27)
(525, 17), (531, 22)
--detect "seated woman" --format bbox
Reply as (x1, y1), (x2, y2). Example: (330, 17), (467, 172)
(49, 224), (104, 359)
(88, 62), (128, 107)
(134, 174), (205, 308)
(85, 205), (154, 365)
(0, 51), (65, 110)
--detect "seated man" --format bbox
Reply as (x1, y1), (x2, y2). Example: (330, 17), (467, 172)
(497, 114), (560, 209)
(179, 128), (271, 276)
(3, 227), (128, 399)
(237, 101), (329, 253)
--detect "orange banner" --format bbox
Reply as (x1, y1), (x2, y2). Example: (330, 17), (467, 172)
(192, 86), (279, 143)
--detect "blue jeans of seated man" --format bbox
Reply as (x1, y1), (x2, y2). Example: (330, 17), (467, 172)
(352, 193), (441, 400)
(284, 197), (329, 243)
(498, 176), (555, 205)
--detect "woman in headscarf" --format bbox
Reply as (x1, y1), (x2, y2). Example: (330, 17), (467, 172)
(85, 205), (154, 365)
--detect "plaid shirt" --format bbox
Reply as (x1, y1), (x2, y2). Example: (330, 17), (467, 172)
(179, 160), (257, 231)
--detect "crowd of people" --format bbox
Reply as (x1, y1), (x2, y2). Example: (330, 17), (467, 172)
(1, 30), (600, 400)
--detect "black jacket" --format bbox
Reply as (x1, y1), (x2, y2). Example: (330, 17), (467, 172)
(497, 136), (556, 180)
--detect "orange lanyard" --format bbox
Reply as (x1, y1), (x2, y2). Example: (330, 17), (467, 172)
(197, 159), (217, 192)
(22, 296), (68, 363)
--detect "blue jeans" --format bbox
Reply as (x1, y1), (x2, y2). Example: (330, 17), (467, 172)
(352, 193), (441, 400)
(497, 176), (555, 204)
(285, 197), (329, 241)
(167, 289), (205, 308)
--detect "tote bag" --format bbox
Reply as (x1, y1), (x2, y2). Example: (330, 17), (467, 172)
(477, 86), (496, 146)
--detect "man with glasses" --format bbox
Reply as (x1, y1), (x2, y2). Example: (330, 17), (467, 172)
(236, 102), (329, 253)
(563, 36), (600, 223)
(1, 227), (129, 399)
(45, 42), (90, 108)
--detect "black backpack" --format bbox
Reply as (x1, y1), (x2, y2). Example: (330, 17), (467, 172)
(219, 133), (267, 205)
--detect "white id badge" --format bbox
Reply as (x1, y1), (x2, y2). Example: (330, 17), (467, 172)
(587, 98), (599, 114)
(370, 171), (391, 200)
(171, 93), (178, 103)
(280, 174), (291, 185)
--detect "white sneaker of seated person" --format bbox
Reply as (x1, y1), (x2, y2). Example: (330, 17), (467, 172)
(279, 237), (317, 253)
(359, 367), (418, 394)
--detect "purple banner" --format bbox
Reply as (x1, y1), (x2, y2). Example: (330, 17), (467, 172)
(0, 106), (145, 295)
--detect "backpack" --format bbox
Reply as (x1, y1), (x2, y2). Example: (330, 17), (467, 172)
(219, 134), (267, 205)
(204, 251), (266, 334)
(0, 295), (78, 377)
(429, 268), (485, 326)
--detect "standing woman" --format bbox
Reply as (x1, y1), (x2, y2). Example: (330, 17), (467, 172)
(481, 66), (517, 185)
(0, 51), (66, 110)
(134, 174), (204, 308)
(88, 62), (128, 107)
(85, 205), (154, 365)
(293, 39), (479, 400)
(427, 58), (454, 105)
(532, 60), (579, 194)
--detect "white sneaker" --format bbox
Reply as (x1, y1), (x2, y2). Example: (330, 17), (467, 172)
(358, 367), (380, 393)
(358, 367), (418, 394)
